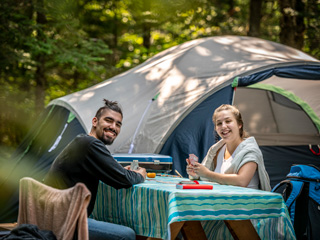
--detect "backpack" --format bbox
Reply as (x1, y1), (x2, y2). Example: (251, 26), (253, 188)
(272, 164), (320, 240)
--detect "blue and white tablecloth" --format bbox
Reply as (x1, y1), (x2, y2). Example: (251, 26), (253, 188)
(91, 177), (296, 240)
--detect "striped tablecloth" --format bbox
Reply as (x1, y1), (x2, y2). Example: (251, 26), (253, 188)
(91, 177), (296, 240)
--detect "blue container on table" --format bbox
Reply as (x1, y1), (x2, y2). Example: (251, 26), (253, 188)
(113, 153), (172, 173)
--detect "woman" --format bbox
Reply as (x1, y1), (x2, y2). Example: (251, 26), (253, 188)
(187, 104), (271, 191)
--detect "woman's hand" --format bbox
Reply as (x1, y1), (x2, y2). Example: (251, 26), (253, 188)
(193, 162), (210, 178)
(186, 158), (198, 178)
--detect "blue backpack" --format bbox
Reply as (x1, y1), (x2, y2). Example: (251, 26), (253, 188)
(272, 164), (320, 240)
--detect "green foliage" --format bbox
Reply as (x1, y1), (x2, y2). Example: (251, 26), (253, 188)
(303, 0), (320, 59)
(0, 0), (113, 149)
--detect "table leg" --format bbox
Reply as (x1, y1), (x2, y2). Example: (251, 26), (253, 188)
(170, 221), (184, 240)
(180, 221), (207, 240)
(224, 220), (260, 240)
(136, 221), (185, 240)
(136, 221), (186, 240)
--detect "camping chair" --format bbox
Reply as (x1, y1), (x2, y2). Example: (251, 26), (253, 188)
(17, 177), (91, 240)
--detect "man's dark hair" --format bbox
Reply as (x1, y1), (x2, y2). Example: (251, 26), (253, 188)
(95, 99), (123, 119)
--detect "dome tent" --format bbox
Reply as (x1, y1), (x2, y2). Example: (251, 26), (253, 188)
(1, 35), (320, 222)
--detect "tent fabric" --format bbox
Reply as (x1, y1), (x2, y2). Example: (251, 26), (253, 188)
(234, 86), (319, 145)
(232, 64), (320, 88)
(254, 76), (320, 133)
(48, 35), (320, 155)
(248, 82), (320, 133)
(233, 64), (320, 134)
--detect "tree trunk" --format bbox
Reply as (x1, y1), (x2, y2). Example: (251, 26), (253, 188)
(295, 0), (305, 50)
(142, 23), (151, 50)
(73, 70), (79, 90)
(248, 0), (263, 37)
(142, 0), (151, 50)
(227, 0), (235, 16)
(279, 0), (305, 49)
(35, 0), (47, 114)
(112, 1), (119, 64)
(279, 0), (296, 47)
(35, 56), (46, 114)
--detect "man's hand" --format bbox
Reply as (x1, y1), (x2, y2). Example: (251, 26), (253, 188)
(124, 165), (147, 179)
(133, 167), (147, 179)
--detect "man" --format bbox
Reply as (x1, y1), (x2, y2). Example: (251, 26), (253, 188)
(44, 99), (147, 240)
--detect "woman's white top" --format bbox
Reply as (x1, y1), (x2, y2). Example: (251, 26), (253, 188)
(214, 145), (259, 189)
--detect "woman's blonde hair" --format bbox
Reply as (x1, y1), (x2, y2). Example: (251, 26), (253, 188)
(212, 104), (249, 139)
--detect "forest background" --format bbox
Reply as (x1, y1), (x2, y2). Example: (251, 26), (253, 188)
(0, 0), (319, 158)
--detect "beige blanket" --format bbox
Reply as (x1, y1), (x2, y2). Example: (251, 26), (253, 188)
(18, 177), (91, 240)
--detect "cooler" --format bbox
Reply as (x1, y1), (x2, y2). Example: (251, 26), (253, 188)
(113, 153), (172, 173)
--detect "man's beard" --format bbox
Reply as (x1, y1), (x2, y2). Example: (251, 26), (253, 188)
(101, 136), (114, 145)
(99, 128), (117, 145)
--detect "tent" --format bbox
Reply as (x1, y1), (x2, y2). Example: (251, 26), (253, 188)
(1, 35), (320, 222)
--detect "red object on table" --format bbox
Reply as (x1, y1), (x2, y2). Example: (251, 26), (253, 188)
(176, 184), (213, 189)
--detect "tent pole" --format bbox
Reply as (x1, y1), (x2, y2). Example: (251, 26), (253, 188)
(128, 93), (160, 154)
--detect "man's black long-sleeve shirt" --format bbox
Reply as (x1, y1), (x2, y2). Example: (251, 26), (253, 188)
(44, 134), (144, 215)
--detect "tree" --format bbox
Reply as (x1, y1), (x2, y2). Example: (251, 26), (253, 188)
(279, 0), (305, 49)
(248, 0), (263, 37)
(305, 0), (320, 59)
